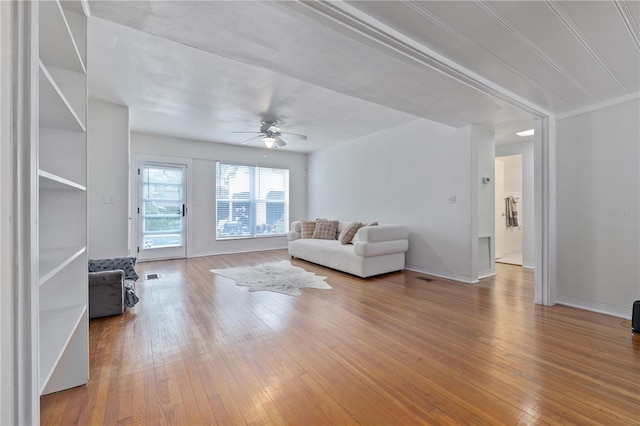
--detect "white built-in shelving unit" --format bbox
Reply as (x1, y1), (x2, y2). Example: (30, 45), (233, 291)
(35, 0), (89, 398)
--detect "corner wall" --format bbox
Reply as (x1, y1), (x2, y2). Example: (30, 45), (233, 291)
(87, 101), (130, 258)
(556, 98), (640, 318)
(307, 119), (477, 282)
(472, 126), (496, 279)
(130, 133), (308, 257)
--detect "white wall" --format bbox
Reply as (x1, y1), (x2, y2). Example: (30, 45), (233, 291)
(496, 140), (535, 268)
(556, 98), (640, 318)
(88, 101), (130, 258)
(308, 119), (478, 282)
(472, 126), (495, 278)
(130, 133), (308, 257)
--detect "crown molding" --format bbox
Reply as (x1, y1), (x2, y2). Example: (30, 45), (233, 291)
(555, 91), (640, 120)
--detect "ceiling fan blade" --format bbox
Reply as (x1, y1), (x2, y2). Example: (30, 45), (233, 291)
(240, 134), (264, 145)
(279, 132), (307, 140)
(275, 136), (287, 147)
(232, 131), (263, 134)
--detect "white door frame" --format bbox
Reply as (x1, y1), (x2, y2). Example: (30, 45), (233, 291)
(132, 154), (192, 261)
(534, 116), (557, 306)
(494, 158), (506, 260)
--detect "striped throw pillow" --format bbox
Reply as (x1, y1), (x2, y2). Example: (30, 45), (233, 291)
(338, 222), (363, 245)
(300, 220), (316, 239)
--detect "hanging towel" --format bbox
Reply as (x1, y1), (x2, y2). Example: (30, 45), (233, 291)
(505, 196), (519, 227)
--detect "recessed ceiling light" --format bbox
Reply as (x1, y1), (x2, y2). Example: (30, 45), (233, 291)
(516, 129), (534, 137)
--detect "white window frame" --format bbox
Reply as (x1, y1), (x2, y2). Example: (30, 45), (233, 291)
(216, 162), (289, 240)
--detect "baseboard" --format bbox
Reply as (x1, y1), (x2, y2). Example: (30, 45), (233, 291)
(556, 295), (631, 320)
(190, 245), (288, 258)
(405, 265), (477, 284)
(478, 271), (496, 280)
(522, 264), (535, 270)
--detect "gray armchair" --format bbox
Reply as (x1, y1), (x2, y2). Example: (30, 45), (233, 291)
(89, 269), (125, 319)
(88, 257), (140, 319)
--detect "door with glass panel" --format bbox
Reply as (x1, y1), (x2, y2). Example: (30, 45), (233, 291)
(138, 162), (187, 260)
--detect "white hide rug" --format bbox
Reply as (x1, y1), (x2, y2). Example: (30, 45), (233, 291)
(211, 260), (331, 296)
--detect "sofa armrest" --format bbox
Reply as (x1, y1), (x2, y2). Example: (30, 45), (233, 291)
(357, 224), (409, 243)
(287, 231), (301, 241)
(288, 220), (302, 241)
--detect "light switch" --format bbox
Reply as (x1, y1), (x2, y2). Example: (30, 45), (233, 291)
(448, 196), (457, 204)
(103, 194), (115, 204)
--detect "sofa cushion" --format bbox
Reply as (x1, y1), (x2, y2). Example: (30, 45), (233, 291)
(300, 220), (316, 238)
(89, 257), (139, 281)
(312, 219), (339, 240)
(338, 222), (363, 245)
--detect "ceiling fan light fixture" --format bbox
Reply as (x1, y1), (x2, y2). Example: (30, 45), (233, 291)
(263, 136), (276, 148)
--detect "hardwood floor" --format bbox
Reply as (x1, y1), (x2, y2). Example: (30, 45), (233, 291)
(41, 250), (640, 425)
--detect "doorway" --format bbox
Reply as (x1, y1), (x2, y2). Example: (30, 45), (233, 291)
(137, 161), (188, 261)
(495, 155), (523, 266)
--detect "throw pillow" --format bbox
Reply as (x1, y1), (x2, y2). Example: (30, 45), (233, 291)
(338, 222), (363, 245)
(367, 221), (379, 226)
(312, 219), (339, 240)
(300, 220), (316, 238)
(89, 257), (139, 281)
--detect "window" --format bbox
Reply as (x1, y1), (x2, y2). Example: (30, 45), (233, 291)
(216, 162), (289, 240)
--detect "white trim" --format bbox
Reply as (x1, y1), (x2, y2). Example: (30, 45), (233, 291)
(0, 1), (13, 423)
(79, 0), (91, 18)
(556, 92), (640, 120)
(478, 271), (497, 280)
(557, 296), (632, 320)
(9, 1), (39, 423)
(533, 117), (557, 306)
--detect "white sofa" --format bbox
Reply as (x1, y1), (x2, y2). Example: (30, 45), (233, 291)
(287, 220), (409, 278)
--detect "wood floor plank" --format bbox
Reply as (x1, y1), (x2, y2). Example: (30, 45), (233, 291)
(41, 250), (640, 425)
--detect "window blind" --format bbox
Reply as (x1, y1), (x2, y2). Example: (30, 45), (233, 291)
(216, 162), (289, 240)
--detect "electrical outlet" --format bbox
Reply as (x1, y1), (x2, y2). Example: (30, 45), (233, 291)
(448, 196), (457, 204)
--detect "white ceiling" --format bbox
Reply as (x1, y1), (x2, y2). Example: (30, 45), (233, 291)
(87, 1), (640, 151)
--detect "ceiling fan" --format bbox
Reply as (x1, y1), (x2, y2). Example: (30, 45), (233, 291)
(232, 121), (308, 148)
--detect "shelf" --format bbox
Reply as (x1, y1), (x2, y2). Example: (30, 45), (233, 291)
(39, 304), (86, 394)
(39, 0), (86, 74)
(39, 61), (86, 132)
(39, 170), (86, 191)
(39, 246), (86, 286)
